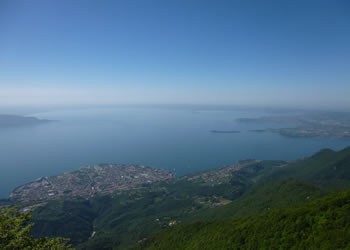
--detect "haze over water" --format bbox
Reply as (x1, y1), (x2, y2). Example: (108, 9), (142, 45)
(1, 105), (349, 198)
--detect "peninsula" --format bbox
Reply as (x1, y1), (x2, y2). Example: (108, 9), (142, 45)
(10, 164), (174, 202)
(238, 112), (350, 139)
(0, 114), (51, 127)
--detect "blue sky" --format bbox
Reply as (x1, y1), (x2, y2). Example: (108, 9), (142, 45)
(0, 0), (349, 108)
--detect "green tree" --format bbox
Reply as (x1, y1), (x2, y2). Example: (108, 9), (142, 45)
(0, 207), (73, 249)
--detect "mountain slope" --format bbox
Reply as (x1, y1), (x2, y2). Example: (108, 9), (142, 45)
(31, 200), (97, 245)
(183, 179), (328, 222)
(270, 147), (350, 188)
(137, 190), (350, 250)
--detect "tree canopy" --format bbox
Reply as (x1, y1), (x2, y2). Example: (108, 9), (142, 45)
(0, 207), (73, 250)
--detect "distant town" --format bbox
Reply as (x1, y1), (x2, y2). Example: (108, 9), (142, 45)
(10, 164), (174, 202)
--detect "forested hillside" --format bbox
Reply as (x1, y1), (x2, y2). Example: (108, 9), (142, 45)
(269, 147), (350, 188)
(137, 190), (350, 250)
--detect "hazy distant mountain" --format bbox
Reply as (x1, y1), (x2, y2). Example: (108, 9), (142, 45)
(0, 114), (51, 127)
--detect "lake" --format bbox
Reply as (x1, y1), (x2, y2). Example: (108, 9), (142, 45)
(0, 105), (349, 198)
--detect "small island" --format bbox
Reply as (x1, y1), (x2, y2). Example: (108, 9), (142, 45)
(211, 130), (240, 134)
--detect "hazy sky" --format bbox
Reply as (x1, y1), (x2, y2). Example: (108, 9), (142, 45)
(1, 0), (349, 108)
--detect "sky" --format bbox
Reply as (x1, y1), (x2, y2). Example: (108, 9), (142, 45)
(0, 0), (349, 109)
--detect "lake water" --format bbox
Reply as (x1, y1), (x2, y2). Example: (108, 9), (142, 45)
(0, 106), (349, 198)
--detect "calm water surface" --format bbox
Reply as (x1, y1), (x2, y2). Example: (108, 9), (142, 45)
(0, 106), (349, 198)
